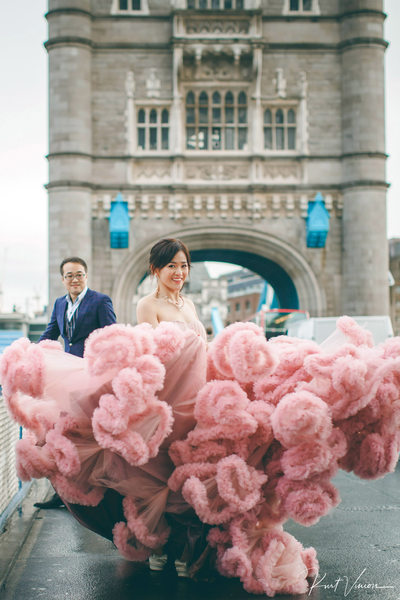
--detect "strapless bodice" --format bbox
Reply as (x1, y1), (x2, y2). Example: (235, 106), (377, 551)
(159, 319), (207, 342)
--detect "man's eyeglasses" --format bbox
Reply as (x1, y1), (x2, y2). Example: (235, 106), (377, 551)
(64, 272), (86, 281)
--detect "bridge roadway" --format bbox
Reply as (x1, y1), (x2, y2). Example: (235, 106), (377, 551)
(1, 467), (399, 600)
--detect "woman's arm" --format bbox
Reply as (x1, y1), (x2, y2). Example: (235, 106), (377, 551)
(136, 297), (159, 328)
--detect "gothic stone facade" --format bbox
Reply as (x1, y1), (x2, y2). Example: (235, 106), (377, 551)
(46, 0), (389, 323)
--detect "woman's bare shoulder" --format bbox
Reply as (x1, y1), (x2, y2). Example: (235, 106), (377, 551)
(182, 294), (195, 308)
(136, 294), (160, 326)
(182, 295), (198, 318)
(137, 293), (157, 308)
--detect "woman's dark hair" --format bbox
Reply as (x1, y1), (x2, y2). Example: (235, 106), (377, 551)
(149, 239), (191, 274)
(59, 257), (88, 275)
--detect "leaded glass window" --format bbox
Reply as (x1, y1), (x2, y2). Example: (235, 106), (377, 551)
(119, 0), (141, 8)
(263, 107), (296, 151)
(137, 108), (169, 151)
(289, 0), (313, 11)
(186, 90), (248, 151)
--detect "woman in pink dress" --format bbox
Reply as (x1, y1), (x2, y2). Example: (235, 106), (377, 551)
(135, 238), (209, 575)
(1, 238), (208, 577)
(2, 239), (400, 596)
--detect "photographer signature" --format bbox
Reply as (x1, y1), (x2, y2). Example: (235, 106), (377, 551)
(309, 568), (394, 597)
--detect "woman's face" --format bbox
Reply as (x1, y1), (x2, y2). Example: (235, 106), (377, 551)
(156, 250), (189, 292)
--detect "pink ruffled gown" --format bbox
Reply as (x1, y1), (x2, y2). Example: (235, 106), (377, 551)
(2, 316), (400, 597)
(0, 320), (207, 562)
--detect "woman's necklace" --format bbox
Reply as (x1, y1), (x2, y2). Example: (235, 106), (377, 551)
(155, 290), (184, 310)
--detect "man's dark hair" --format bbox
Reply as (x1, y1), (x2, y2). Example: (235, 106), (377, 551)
(60, 257), (88, 275)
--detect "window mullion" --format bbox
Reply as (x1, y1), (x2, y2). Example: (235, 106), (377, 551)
(195, 96), (199, 149)
(273, 115), (276, 149)
(143, 119), (146, 150)
(221, 96), (224, 150)
(284, 111), (287, 150)
(285, 120), (288, 150)
(159, 110), (162, 150)
(209, 122), (212, 151)
(235, 98), (238, 150)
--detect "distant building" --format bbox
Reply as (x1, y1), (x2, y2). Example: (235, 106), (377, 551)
(199, 277), (228, 335)
(389, 239), (400, 335)
(222, 268), (264, 324)
(0, 312), (47, 354)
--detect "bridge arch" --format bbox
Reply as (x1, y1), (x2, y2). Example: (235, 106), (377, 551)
(112, 226), (325, 323)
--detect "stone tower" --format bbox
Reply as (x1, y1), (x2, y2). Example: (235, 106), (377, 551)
(339, 0), (388, 315)
(45, 0), (389, 323)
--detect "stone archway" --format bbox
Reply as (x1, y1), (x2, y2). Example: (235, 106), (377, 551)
(190, 248), (299, 309)
(112, 225), (325, 323)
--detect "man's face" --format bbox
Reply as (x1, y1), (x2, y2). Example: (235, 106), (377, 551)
(61, 262), (88, 298)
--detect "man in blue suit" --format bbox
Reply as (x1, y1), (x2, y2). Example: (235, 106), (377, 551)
(35, 256), (116, 508)
(39, 256), (116, 357)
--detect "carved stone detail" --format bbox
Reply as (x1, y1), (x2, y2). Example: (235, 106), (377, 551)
(185, 162), (248, 180)
(125, 71), (135, 99)
(182, 54), (252, 81)
(273, 68), (287, 98)
(132, 162), (172, 182)
(185, 19), (250, 37)
(130, 160), (303, 184)
(300, 194), (309, 218)
(146, 69), (161, 98)
(93, 193), (343, 221)
(285, 194), (295, 218)
(262, 162), (301, 182)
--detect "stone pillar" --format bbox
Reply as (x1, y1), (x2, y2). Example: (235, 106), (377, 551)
(340, 0), (388, 315)
(46, 0), (92, 307)
(252, 46), (263, 154)
(171, 45), (183, 153)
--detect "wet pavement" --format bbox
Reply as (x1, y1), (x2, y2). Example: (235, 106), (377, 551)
(1, 467), (400, 600)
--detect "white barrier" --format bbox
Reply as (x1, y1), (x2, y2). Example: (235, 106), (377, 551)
(0, 397), (20, 521)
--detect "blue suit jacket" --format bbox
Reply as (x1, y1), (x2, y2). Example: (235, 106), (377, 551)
(39, 288), (117, 357)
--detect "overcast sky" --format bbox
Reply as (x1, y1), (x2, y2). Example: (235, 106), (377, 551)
(0, 1), (399, 313)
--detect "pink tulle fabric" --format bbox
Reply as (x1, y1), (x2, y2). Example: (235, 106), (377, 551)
(1, 316), (400, 597)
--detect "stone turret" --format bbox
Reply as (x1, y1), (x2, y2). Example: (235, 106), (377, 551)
(44, 1), (390, 323)
(340, 0), (389, 314)
(45, 0), (93, 304)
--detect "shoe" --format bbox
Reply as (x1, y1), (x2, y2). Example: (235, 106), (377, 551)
(149, 553), (168, 571)
(174, 559), (189, 578)
(34, 492), (65, 509)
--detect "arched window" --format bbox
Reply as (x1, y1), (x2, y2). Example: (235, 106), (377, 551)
(263, 107), (297, 151)
(161, 109), (169, 150)
(237, 92), (247, 150)
(289, 0), (313, 11)
(263, 109), (272, 149)
(114, 0), (149, 14)
(119, 0), (141, 9)
(287, 109), (296, 150)
(186, 90), (248, 151)
(137, 108), (170, 151)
